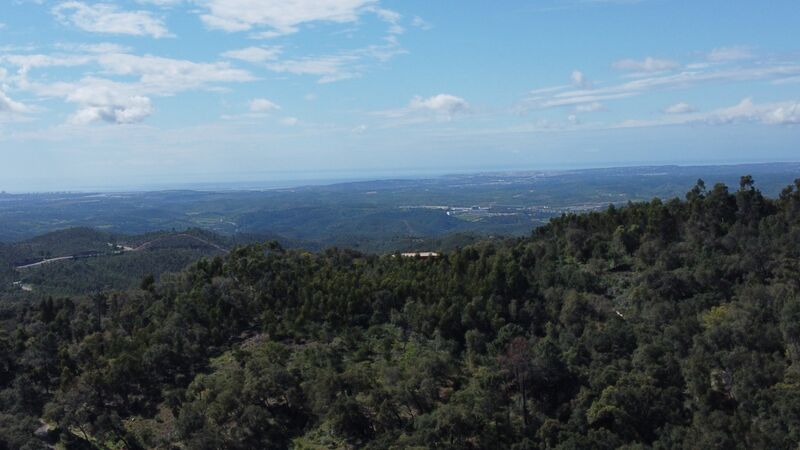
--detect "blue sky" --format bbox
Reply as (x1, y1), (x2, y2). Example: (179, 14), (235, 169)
(1, 0), (799, 190)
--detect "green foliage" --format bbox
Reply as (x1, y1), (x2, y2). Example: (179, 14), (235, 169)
(1, 177), (800, 448)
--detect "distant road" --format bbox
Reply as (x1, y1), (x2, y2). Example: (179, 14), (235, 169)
(15, 256), (76, 270)
(15, 233), (228, 270)
(131, 233), (229, 253)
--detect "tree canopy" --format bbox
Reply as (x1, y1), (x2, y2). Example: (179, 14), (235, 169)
(2, 177), (800, 449)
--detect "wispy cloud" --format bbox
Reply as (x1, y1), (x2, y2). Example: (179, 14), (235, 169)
(264, 38), (405, 83)
(93, 53), (254, 93)
(2, 48), (255, 124)
(135, 0), (185, 6)
(571, 70), (592, 88)
(522, 60), (800, 111)
(249, 98), (280, 112)
(618, 98), (800, 128)
(574, 102), (606, 113)
(369, 6), (404, 35)
(55, 42), (131, 53)
(774, 76), (800, 85)
(531, 0), (646, 13)
(663, 102), (694, 114)
(3, 52), (256, 93)
(266, 54), (361, 83)
(375, 94), (470, 125)
(196, 0), (377, 36)
(0, 89), (32, 114)
(707, 46), (754, 62)
(613, 56), (680, 73)
(411, 16), (432, 30)
(222, 46), (282, 63)
(52, 2), (172, 38)
(215, 6), (407, 83)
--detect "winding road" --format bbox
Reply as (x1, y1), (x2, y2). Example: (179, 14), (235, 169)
(14, 233), (228, 270)
(15, 256), (76, 270)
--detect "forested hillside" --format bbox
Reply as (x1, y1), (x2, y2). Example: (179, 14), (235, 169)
(2, 176), (800, 449)
(3, 164), (798, 249)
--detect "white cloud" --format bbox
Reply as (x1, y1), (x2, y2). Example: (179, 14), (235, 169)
(56, 42), (131, 53)
(264, 39), (405, 83)
(530, 0), (645, 13)
(760, 102), (800, 125)
(370, 7), (403, 34)
(574, 102), (605, 113)
(409, 94), (470, 116)
(411, 16), (432, 30)
(707, 46), (754, 62)
(698, 98), (780, 125)
(0, 90), (31, 114)
(534, 92), (636, 109)
(53, 2), (171, 38)
(266, 54), (359, 83)
(50, 78), (155, 124)
(2, 48), (255, 124)
(196, 0), (376, 36)
(214, 17), (403, 83)
(249, 98), (280, 112)
(280, 116), (299, 126)
(93, 53), (254, 93)
(663, 102), (694, 114)
(136, 0), (184, 6)
(70, 95), (153, 125)
(613, 57), (679, 73)
(376, 94), (470, 124)
(3, 51), (254, 93)
(198, 2), (405, 83)
(774, 76), (800, 85)
(222, 46), (282, 63)
(571, 70), (591, 88)
(618, 98), (800, 128)
(1, 53), (93, 72)
(527, 85), (571, 96)
(524, 63), (800, 110)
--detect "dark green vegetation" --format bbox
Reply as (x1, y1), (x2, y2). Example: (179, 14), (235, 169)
(2, 163), (799, 252)
(0, 226), (488, 297)
(2, 175), (800, 448)
(3, 228), (114, 264)
(0, 228), (235, 296)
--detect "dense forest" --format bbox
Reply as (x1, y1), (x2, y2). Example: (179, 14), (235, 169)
(2, 176), (800, 449)
(0, 228), (491, 297)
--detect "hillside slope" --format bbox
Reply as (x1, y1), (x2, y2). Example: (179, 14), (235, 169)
(2, 228), (234, 295)
(2, 177), (800, 448)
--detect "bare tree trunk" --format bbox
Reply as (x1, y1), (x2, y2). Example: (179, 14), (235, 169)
(520, 371), (528, 433)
